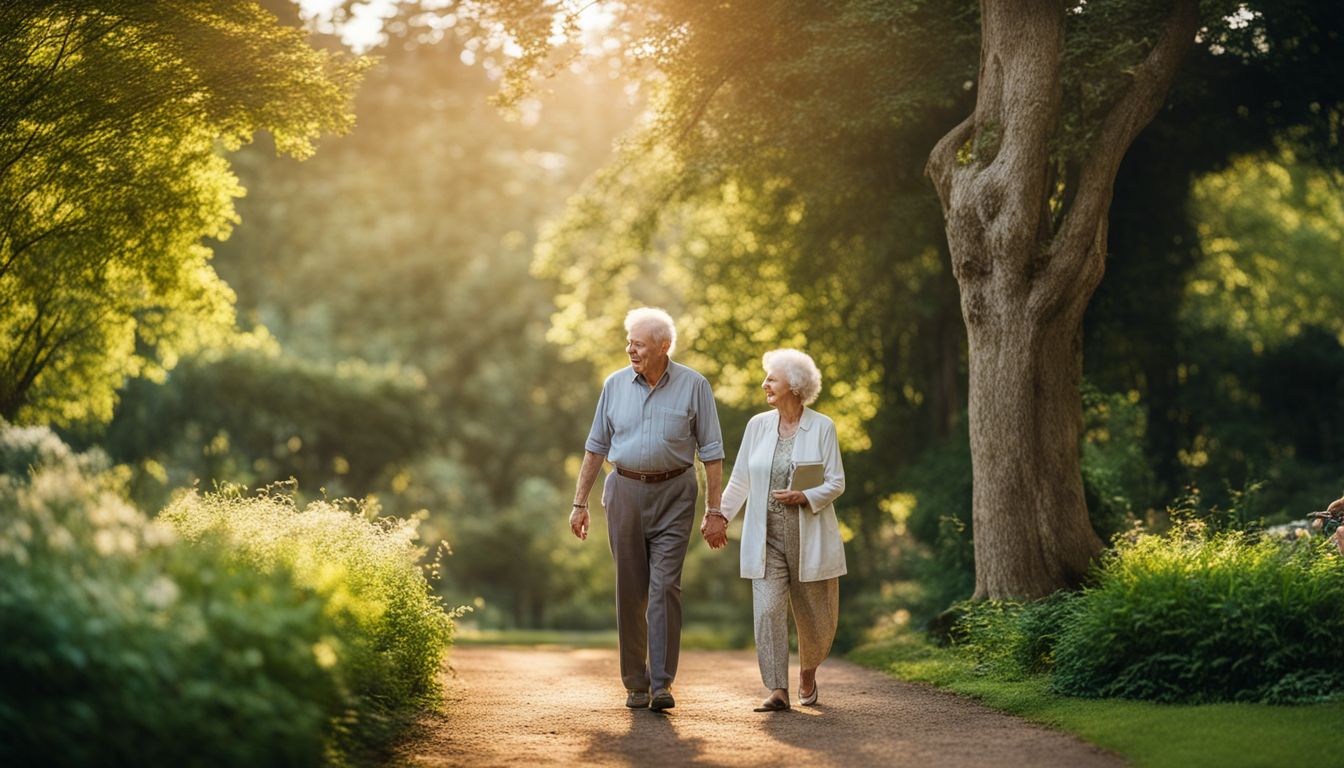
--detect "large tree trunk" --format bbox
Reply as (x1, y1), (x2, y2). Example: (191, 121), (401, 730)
(967, 297), (1099, 597)
(927, 0), (1198, 599)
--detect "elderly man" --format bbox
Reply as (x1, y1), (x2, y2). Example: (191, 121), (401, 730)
(569, 307), (724, 712)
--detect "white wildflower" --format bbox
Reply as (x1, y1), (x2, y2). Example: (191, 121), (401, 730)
(312, 641), (338, 669)
(143, 575), (180, 610)
(94, 528), (118, 556)
(47, 525), (74, 552)
(142, 521), (177, 548)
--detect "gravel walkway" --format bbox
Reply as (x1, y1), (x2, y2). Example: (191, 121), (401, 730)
(396, 646), (1125, 767)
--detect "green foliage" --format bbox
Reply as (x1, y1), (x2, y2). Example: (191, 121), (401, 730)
(923, 494), (1344, 706)
(849, 632), (1344, 768)
(520, 1), (978, 454)
(945, 599), (1027, 679)
(100, 339), (434, 511)
(1162, 323), (1344, 523)
(1185, 141), (1344, 348)
(0, 0), (364, 426)
(943, 593), (1081, 679)
(1080, 385), (1160, 539)
(896, 430), (976, 616)
(161, 485), (456, 723)
(0, 422), (454, 766)
(1052, 525), (1344, 703)
(0, 427), (338, 765)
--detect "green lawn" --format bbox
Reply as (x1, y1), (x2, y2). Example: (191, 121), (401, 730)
(848, 633), (1344, 768)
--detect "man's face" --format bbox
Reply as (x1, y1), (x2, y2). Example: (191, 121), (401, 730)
(626, 323), (668, 375)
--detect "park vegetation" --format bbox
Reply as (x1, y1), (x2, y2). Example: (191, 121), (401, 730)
(0, 422), (453, 765)
(1, 0), (1343, 761)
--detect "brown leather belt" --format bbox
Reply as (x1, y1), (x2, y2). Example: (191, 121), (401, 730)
(613, 465), (691, 483)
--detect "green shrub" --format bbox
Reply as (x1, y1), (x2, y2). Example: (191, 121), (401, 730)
(1052, 524), (1344, 703)
(161, 485), (455, 723)
(0, 423), (455, 766)
(942, 593), (1079, 678)
(946, 600), (1026, 678)
(1013, 591), (1080, 674)
(0, 455), (341, 766)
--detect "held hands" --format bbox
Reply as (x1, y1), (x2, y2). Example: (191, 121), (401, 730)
(771, 489), (808, 507)
(569, 505), (589, 540)
(701, 513), (728, 549)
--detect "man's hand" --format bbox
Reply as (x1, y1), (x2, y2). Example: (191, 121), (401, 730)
(701, 513), (727, 549)
(569, 506), (590, 540)
(770, 489), (808, 507)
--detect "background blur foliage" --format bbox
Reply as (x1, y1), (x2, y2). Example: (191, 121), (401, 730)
(0, 422), (453, 766)
(3, 0), (1343, 650)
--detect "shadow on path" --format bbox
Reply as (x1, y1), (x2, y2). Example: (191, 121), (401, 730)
(396, 646), (1124, 767)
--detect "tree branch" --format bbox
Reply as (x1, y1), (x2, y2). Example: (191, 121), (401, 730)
(925, 114), (974, 216)
(1053, 0), (1199, 257)
(675, 53), (744, 144)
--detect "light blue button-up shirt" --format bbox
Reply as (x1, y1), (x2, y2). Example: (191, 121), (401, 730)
(584, 361), (725, 472)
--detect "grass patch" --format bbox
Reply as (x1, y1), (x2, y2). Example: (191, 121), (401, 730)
(850, 632), (1344, 768)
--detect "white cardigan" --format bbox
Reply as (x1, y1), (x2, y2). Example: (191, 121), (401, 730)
(720, 408), (847, 582)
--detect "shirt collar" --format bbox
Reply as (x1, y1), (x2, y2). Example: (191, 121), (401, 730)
(631, 361), (674, 388)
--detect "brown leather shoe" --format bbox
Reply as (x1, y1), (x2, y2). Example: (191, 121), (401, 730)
(626, 690), (650, 708)
(649, 689), (675, 711)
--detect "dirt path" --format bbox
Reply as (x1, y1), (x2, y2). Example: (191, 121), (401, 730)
(397, 646), (1125, 767)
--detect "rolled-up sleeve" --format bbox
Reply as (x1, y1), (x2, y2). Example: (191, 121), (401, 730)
(584, 383), (612, 456)
(692, 377), (725, 462)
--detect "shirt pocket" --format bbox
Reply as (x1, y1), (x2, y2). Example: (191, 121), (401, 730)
(655, 406), (691, 442)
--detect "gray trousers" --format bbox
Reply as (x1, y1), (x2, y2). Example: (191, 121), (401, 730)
(603, 469), (697, 693)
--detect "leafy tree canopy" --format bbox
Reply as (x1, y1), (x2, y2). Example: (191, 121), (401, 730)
(0, 0), (364, 426)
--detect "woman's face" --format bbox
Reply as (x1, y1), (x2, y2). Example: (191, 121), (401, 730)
(762, 370), (797, 408)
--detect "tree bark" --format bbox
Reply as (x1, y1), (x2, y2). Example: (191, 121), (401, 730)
(926, 0), (1198, 599)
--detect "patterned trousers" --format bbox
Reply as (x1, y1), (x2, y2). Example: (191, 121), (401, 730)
(751, 502), (839, 691)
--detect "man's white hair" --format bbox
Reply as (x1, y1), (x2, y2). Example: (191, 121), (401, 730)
(624, 307), (678, 356)
(762, 348), (822, 406)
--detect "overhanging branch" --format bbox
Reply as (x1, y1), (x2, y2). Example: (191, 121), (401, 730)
(1053, 0), (1199, 257)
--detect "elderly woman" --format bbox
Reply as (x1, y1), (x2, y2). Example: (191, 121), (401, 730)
(702, 348), (846, 711)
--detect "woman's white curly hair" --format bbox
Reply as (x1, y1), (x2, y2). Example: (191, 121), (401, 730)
(762, 348), (822, 405)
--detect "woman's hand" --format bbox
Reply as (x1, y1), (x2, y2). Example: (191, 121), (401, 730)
(701, 513), (728, 549)
(771, 489), (808, 506)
